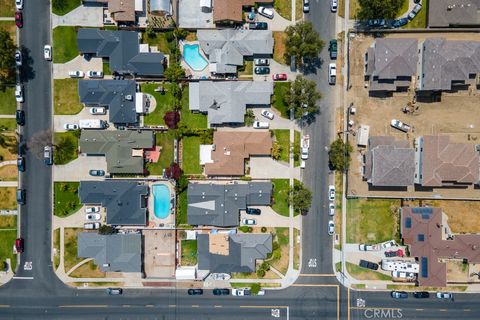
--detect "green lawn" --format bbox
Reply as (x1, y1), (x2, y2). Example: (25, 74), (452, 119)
(0, 215), (15, 228)
(54, 79), (83, 115)
(52, 0), (81, 16)
(177, 189), (188, 225)
(238, 60), (253, 77)
(272, 129), (290, 163)
(0, 229), (17, 271)
(179, 86), (207, 129)
(346, 262), (391, 281)
(146, 131), (175, 175)
(272, 179), (290, 217)
(0, 119), (17, 131)
(54, 131), (79, 165)
(182, 136), (201, 174)
(275, 227), (289, 246)
(142, 83), (175, 126)
(294, 130), (300, 167)
(0, 87), (16, 115)
(346, 198), (401, 244)
(102, 61), (112, 76)
(397, 0), (410, 18)
(404, 0), (428, 28)
(53, 26), (79, 63)
(54, 182), (82, 217)
(64, 228), (83, 272)
(143, 32), (171, 54)
(274, 0), (292, 20)
(0, 21), (16, 41)
(181, 240), (197, 266)
(0, 0), (15, 16)
(0, 187), (17, 210)
(272, 83), (290, 119)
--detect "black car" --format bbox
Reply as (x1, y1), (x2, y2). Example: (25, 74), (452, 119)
(254, 67), (270, 75)
(413, 291), (430, 299)
(329, 39), (337, 60)
(16, 110), (25, 126)
(89, 169), (105, 177)
(246, 208), (261, 215)
(359, 259), (379, 270)
(213, 288), (230, 296)
(249, 22), (268, 30)
(367, 19), (386, 28)
(188, 289), (203, 295)
(392, 18), (408, 28)
(16, 188), (25, 205)
(17, 156), (25, 172)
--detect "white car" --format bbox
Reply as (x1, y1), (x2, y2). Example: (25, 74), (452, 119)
(15, 50), (22, 66)
(88, 71), (104, 78)
(254, 58), (269, 66)
(15, 0), (23, 10)
(436, 292), (453, 300)
(381, 240), (397, 249)
(44, 45), (52, 61)
(89, 107), (107, 115)
(231, 288), (251, 296)
(85, 213), (101, 221)
(328, 185), (335, 201)
(329, 202), (335, 216)
(328, 220), (335, 235)
(328, 63), (337, 85)
(253, 121), (269, 129)
(85, 206), (101, 213)
(303, 0), (310, 13)
(63, 123), (79, 131)
(260, 109), (274, 120)
(408, 4), (422, 20)
(84, 222), (100, 230)
(15, 84), (24, 102)
(331, 0), (338, 12)
(258, 6), (274, 19)
(242, 218), (256, 225)
(68, 71), (84, 78)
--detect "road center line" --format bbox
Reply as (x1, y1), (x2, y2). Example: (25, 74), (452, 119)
(59, 305), (108, 308)
(214, 305), (222, 308)
(191, 305), (199, 308)
(168, 305), (176, 308)
(240, 306), (289, 309)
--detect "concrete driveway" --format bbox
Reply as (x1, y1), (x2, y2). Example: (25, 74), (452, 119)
(54, 108), (110, 132)
(53, 56), (103, 79)
(255, 8), (293, 31)
(249, 157), (301, 179)
(239, 206), (301, 228)
(53, 155), (107, 182)
(251, 108), (300, 130)
(52, 4), (104, 28)
(253, 60), (300, 82)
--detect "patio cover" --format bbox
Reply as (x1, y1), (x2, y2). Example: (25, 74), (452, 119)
(200, 0), (212, 8)
(200, 145), (213, 165)
(150, 0), (172, 14)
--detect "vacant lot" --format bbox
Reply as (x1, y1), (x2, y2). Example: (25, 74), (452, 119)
(54, 79), (83, 115)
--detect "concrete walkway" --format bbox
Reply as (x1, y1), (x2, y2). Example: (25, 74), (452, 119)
(0, 181), (18, 187)
(52, 5), (103, 28)
(0, 115), (15, 118)
(0, 18), (14, 21)
(0, 160), (16, 167)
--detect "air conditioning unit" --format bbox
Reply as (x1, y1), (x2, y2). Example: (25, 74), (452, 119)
(125, 94), (133, 100)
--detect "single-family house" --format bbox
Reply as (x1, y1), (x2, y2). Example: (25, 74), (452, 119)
(82, 0), (145, 24)
(213, 0), (273, 24)
(428, 0), (480, 28)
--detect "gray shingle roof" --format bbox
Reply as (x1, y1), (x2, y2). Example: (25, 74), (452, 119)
(79, 130), (154, 174)
(77, 28), (165, 76)
(428, 0), (480, 27)
(77, 232), (142, 272)
(187, 182), (272, 227)
(78, 80), (137, 124)
(79, 180), (149, 225)
(189, 81), (273, 126)
(197, 233), (272, 273)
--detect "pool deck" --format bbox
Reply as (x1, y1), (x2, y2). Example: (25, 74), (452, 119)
(147, 181), (176, 229)
(180, 41), (211, 79)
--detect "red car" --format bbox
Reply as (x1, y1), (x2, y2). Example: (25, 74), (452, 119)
(272, 73), (287, 81)
(385, 249), (404, 257)
(15, 238), (24, 253)
(15, 11), (23, 28)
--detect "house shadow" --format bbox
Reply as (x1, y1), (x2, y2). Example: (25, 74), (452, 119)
(368, 184), (408, 192)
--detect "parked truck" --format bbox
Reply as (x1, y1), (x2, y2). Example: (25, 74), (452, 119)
(301, 135), (310, 160)
(390, 119), (411, 132)
(79, 119), (108, 129)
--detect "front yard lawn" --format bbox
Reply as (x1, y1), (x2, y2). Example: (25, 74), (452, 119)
(0, 0), (15, 16)
(182, 136), (201, 174)
(273, 32), (287, 65)
(180, 86), (207, 129)
(272, 82), (290, 118)
(54, 131), (79, 165)
(0, 119), (17, 131)
(146, 131), (174, 175)
(404, 0), (428, 28)
(54, 182), (82, 217)
(268, 227), (289, 275)
(54, 79), (83, 115)
(346, 262), (391, 281)
(274, 0), (292, 21)
(238, 60), (253, 77)
(0, 134), (18, 161)
(181, 240), (197, 266)
(142, 82), (174, 126)
(0, 215), (15, 228)
(272, 179), (290, 217)
(0, 87), (17, 115)
(52, 0), (81, 16)
(346, 198), (401, 244)
(0, 165), (17, 181)
(64, 228), (83, 272)
(272, 129), (290, 163)
(0, 21), (16, 42)
(53, 26), (79, 63)
(69, 260), (106, 278)
(0, 187), (17, 210)
(0, 229), (17, 271)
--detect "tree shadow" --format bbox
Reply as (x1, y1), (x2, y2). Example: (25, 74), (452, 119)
(301, 57), (322, 75)
(18, 46), (35, 83)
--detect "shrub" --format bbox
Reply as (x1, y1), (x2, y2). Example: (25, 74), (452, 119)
(261, 227), (267, 233)
(250, 283), (261, 295)
(256, 269), (266, 277)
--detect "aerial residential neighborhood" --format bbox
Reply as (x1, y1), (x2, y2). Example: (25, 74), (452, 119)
(0, 0), (479, 319)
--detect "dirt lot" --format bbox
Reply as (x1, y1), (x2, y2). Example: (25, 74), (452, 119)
(347, 33), (480, 200)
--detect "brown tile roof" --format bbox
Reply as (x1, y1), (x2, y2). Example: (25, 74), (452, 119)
(213, 0), (273, 22)
(204, 131), (272, 176)
(401, 207), (480, 287)
(109, 0), (135, 22)
(419, 136), (479, 187)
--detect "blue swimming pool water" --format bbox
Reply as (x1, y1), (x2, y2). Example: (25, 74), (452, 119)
(153, 184), (171, 219)
(183, 44), (208, 71)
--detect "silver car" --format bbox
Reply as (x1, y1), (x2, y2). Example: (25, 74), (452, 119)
(328, 220), (335, 235)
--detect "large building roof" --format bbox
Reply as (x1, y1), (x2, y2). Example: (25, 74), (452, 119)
(77, 28), (165, 76)
(428, 0), (480, 27)
(77, 232), (142, 272)
(197, 29), (273, 73)
(187, 181), (272, 227)
(189, 81), (273, 126)
(197, 233), (272, 273)
(78, 80), (137, 124)
(79, 180), (148, 226)
(213, 0), (273, 23)
(205, 131), (272, 176)
(79, 130), (154, 174)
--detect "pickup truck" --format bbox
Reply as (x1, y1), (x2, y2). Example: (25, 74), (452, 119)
(390, 119), (411, 132)
(301, 135), (310, 160)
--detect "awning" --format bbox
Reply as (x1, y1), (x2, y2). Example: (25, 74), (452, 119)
(150, 0), (171, 14)
(200, 144), (213, 165)
(175, 267), (196, 280)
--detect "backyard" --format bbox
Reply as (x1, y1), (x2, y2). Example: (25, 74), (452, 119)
(346, 262), (391, 281)
(53, 26), (79, 63)
(146, 131), (175, 175)
(179, 87), (207, 129)
(52, 0), (81, 16)
(182, 136), (201, 174)
(54, 79), (83, 115)
(142, 83), (175, 126)
(54, 182), (82, 217)
(272, 179), (290, 217)
(180, 240), (197, 266)
(63, 228), (83, 272)
(0, 87), (16, 114)
(176, 189), (188, 226)
(142, 32), (172, 54)
(54, 131), (79, 165)
(272, 129), (290, 163)
(272, 82), (290, 118)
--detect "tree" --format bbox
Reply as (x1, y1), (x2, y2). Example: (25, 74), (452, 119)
(357, 0), (404, 20)
(163, 111), (180, 129)
(291, 181), (312, 213)
(284, 21), (324, 68)
(164, 63), (185, 82)
(328, 138), (353, 172)
(285, 76), (321, 119)
(176, 174), (189, 193)
(145, 25), (156, 39)
(250, 283), (261, 295)
(244, 110), (255, 126)
(0, 30), (17, 88)
(165, 163), (183, 180)
(98, 225), (115, 235)
(173, 28), (188, 40)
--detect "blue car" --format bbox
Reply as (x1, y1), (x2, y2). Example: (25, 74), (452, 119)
(392, 18), (408, 28)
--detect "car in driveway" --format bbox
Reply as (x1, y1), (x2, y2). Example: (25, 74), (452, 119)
(44, 45), (52, 61)
(15, 85), (24, 102)
(261, 109), (274, 120)
(89, 107), (107, 115)
(249, 22), (268, 30)
(242, 218), (256, 225)
(15, 238), (24, 253)
(385, 249), (404, 257)
(68, 71), (84, 78)
(88, 71), (104, 78)
(413, 291), (430, 299)
(254, 66), (270, 75)
(329, 39), (337, 59)
(15, 11), (23, 28)
(85, 206), (101, 213)
(392, 18), (408, 28)
(86, 213), (101, 221)
(44, 145), (53, 165)
(63, 123), (78, 131)
(188, 289), (203, 295)
(84, 222), (100, 230)
(16, 110), (25, 126)
(258, 6), (274, 19)
(303, 0), (310, 13)
(232, 288), (251, 296)
(15, 50), (22, 66)
(408, 4), (422, 20)
(329, 202), (335, 216)
(391, 291), (408, 299)
(17, 156), (25, 172)
(89, 169), (105, 176)
(359, 244), (380, 251)
(106, 288), (122, 295)
(254, 58), (269, 66)
(246, 208), (261, 215)
(253, 121), (269, 129)
(213, 288), (230, 296)
(359, 259), (379, 270)
(381, 240), (397, 249)
(272, 73), (287, 81)
(367, 19), (386, 28)
(328, 185), (335, 201)
(331, 0), (338, 12)
(15, 0), (23, 10)
(436, 292), (453, 300)
(328, 220), (335, 235)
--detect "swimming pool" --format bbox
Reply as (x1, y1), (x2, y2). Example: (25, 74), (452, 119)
(152, 184), (171, 219)
(183, 44), (208, 71)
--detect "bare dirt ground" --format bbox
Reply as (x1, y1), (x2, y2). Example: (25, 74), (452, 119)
(346, 33), (480, 200)
(446, 260), (469, 282)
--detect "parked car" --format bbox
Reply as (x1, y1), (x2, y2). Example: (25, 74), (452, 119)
(390, 119), (411, 132)
(85, 206), (101, 213)
(106, 288), (122, 295)
(408, 4), (422, 20)
(246, 208), (261, 215)
(43, 145), (53, 165)
(89, 107), (107, 115)
(385, 249), (404, 257)
(257, 289), (266, 296)
(84, 222), (100, 230)
(213, 288), (230, 296)
(15, 238), (24, 253)
(413, 291), (430, 299)
(188, 289), (203, 295)
(15, 11), (23, 28)
(249, 22), (268, 30)
(68, 71), (84, 78)
(232, 288), (251, 296)
(89, 169), (105, 177)
(15, 50), (22, 66)
(44, 45), (52, 61)
(303, 0), (310, 13)
(261, 109), (274, 120)
(328, 220), (335, 235)
(253, 121), (269, 129)
(328, 63), (336, 85)
(359, 259), (379, 270)
(15, 84), (24, 102)
(436, 292), (453, 300)
(254, 58), (269, 66)
(254, 66), (270, 75)
(17, 156), (25, 172)
(359, 244), (380, 251)
(88, 71), (104, 78)
(392, 271), (416, 280)
(328, 185), (335, 201)
(367, 19), (386, 28)
(16, 110), (25, 126)
(331, 0), (338, 12)
(242, 218), (256, 225)
(86, 213), (101, 221)
(258, 6), (274, 19)
(381, 240), (397, 249)
(63, 123), (78, 131)
(391, 291), (408, 299)
(392, 18), (408, 28)
(329, 39), (337, 60)
(16, 188), (25, 205)
(272, 73), (288, 81)
(329, 202), (335, 216)
(15, 0), (23, 10)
